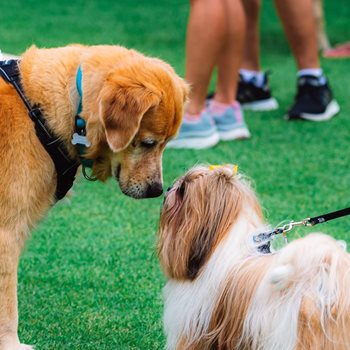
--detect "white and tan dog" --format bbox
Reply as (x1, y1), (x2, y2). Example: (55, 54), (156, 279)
(158, 165), (350, 350)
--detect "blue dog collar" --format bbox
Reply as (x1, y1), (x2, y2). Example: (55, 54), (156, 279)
(72, 65), (94, 173)
(76, 65), (83, 114)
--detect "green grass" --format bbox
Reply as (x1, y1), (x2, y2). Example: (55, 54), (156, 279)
(1, 0), (350, 349)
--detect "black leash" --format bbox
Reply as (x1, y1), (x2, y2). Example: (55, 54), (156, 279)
(254, 206), (350, 254)
(0, 59), (80, 201)
(308, 207), (350, 226)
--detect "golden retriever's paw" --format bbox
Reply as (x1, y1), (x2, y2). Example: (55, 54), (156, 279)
(0, 334), (34, 350)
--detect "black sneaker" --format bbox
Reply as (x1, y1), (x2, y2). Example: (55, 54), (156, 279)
(237, 72), (279, 111)
(286, 75), (340, 121)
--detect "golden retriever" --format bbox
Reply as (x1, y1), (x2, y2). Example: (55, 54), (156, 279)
(0, 44), (188, 349)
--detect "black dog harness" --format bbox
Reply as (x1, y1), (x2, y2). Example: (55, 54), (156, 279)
(0, 59), (80, 201)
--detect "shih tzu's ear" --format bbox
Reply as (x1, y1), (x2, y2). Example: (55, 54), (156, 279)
(161, 179), (187, 222)
(158, 167), (243, 280)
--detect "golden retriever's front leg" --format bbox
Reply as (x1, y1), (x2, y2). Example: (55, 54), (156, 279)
(0, 231), (33, 350)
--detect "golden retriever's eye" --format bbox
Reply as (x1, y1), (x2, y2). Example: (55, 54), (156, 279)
(141, 140), (157, 148)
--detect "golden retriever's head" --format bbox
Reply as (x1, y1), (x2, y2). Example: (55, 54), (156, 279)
(85, 54), (189, 199)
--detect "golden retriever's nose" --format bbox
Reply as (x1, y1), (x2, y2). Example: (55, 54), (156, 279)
(145, 182), (163, 198)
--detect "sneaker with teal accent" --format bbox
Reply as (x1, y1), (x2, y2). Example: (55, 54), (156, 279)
(167, 111), (219, 149)
(211, 103), (251, 141)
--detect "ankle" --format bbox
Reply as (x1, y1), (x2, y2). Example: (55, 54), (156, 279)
(297, 68), (323, 78)
(297, 68), (327, 85)
(209, 100), (241, 116)
(240, 69), (265, 87)
(184, 111), (202, 122)
(209, 100), (231, 115)
(186, 99), (206, 116)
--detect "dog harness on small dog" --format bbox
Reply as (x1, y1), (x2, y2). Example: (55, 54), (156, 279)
(254, 206), (350, 254)
(0, 59), (80, 202)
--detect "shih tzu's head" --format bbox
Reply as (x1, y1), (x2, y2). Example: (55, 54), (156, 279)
(158, 165), (263, 281)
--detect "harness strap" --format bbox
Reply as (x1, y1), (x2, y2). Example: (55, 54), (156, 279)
(0, 59), (79, 201)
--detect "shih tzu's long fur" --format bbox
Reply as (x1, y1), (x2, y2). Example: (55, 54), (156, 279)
(158, 165), (350, 350)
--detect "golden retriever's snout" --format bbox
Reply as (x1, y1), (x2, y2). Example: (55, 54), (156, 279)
(145, 182), (163, 198)
(120, 181), (163, 199)
(115, 166), (163, 199)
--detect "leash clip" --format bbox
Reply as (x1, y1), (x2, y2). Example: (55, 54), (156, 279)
(278, 218), (311, 234)
(254, 218), (311, 249)
(276, 218), (312, 244)
(81, 164), (98, 182)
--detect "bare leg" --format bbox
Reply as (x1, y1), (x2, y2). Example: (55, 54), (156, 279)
(274, 0), (320, 69)
(185, 0), (227, 114)
(168, 0), (248, 148)
(241, 0), (261, 71)
(275, 0), (339, 121)
(313, 0), (331, 51)
(215, 0), (246, 103)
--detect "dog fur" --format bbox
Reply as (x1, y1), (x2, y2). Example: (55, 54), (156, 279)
(158, 165), (350, 350)
(0, 44), (188, 349)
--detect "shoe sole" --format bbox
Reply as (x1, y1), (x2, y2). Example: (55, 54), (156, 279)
(299, 100), (340, 121)
(166, 132), (220, 149)
(286, 100), (340, 121)
(241, 98), (279, 111)
(218, 127), (251, 141)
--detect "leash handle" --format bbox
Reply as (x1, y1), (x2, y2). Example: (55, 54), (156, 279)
(308, 207), (350, 226)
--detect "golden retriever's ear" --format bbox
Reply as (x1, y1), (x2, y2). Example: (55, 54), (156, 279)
(99, 76), (161, 152)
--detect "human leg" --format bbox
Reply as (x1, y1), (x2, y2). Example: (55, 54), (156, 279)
(168, 0), (227, 148)
(236, 0), (278, 111)
(185, 0), (227, 115)
(168, 0), (251, 148)
(214, 0), (245, 103)
(241, 0), (261, 72)
(274, 0), (339, 120)
(208, 0), (250, 141)
(274, 0), (320, 70)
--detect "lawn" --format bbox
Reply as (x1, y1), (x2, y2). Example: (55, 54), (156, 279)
(1, 0), (350, 349)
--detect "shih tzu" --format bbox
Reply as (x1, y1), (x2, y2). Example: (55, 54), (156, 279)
(158, 165), (350, 350)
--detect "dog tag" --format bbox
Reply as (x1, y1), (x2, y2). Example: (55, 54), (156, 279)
(71, 133), (91, 147)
